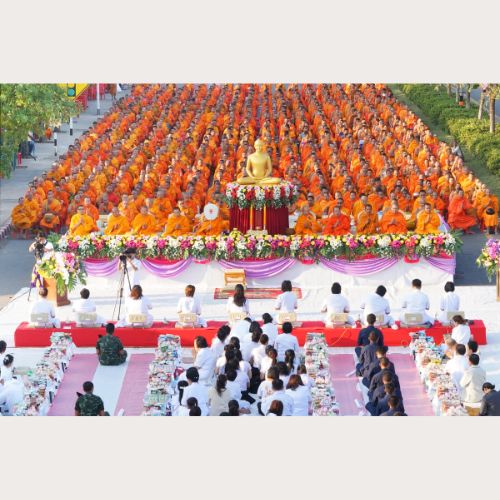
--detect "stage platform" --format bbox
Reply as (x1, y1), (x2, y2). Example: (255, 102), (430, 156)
(14, 320), (487, 348)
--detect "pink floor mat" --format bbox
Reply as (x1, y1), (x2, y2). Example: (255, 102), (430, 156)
(329, 354), (362, 416)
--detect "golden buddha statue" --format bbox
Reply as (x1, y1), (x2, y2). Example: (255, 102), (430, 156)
(236, 138), (281, 186)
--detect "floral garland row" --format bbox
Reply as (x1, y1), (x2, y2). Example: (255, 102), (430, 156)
(222, 181), (299, 209)
(50, 231), (461, 262)
(476, 238), (500, 280)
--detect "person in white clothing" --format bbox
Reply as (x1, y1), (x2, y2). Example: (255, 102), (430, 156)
(211, 325), (231, 359)
(119, 248), (142, 287)
(73, 288), (106, 326)
(250, 334), (269, 371)
(321, 282), (355, 326)
(286, 374), (311, 416)
(0, 355), (15, 385)
(207, 374), (233, 416)
(460, 354), (486, 415)
(444, 344), (469, 388)
(0, 377), (25, 416)
(229, 318), (251, 343)
(298, 364), (314, 390)
(227, 284), (250, 317)
(260, 346), (278, 378)
(274, 322), (300, 362)
(262, 313), (278, 346)
(275, 280), (298, 313)
(451, 315), (471, 345)
(261, 379), (294, 416)
(400, 279), (434, 326)
(437, 281), (461, 324)
(241, 323), (262, 362)
(181, 368), (209, 415)
(30, 287), (61, 328)
(177, 284), (207, 327)
(266, 400), (284, 416)
(360, 285), (398, 329)
(118, 285), (153, 327)
(193, 336), (217, 384)
(257, 367), (279, 400)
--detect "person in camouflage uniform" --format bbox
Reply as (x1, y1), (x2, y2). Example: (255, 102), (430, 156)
(74, 381), (105, 416)
(96, 323), (127, 366)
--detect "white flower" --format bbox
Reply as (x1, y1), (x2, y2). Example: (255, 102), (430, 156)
(444, 234), (455, 245)
(193, 240), (205, 251)
(168, 237), (180, 248)
(290, 239), (300, 251)
(217, 239), (227, 251)
(420, 237), (431, 248)
(330, 238), (342, 249)
(377, 236), (391, 248)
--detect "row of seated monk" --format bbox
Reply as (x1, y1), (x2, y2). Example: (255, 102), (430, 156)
(28, 280), (470, 333)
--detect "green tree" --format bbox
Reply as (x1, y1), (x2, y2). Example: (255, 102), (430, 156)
(0, 84), (79, 177)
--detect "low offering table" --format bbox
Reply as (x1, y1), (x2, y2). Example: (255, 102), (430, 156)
(223, 182), (298, 235)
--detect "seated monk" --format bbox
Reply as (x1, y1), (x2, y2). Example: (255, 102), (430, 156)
(323, 206), (351, 236)
(11, 198), (37, 230)
(236, 138), (280, 185)
(476, 188), (499, 233)
(356, 204), (379, 235)
(39, 212), (61, 233)
(162, 207), (192, 237)
(415, 203), (441, 234)
(104, 207), (131, 235)
(379, 202), (407, 234)
(69, 206), (98, 236)
(194, 211), (229, 236)
(295, 205), (322, 235)
(131, 206), (158, 235)
(448, 189), (476, 233)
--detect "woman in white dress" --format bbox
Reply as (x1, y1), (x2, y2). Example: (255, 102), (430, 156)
(451, 315), (471, 345)
(0, 354), (15, 385)
(275, 280), (298, 313)
(211, 325), (231, 359)
(181, 367), (209, 415)
(118, 285), (153, 327)
(437, 281), (461, 324)
(260, 346), (278, 379)
(262, 313), (278, 346)
(193, 336), (217, 384)
(226, 284), (250, 317)
(177, 284), (207, 327)
(286, 374), (311, 416)
(207, 374), (233, 416)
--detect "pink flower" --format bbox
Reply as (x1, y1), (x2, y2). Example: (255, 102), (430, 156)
(157, 239), (166, 249)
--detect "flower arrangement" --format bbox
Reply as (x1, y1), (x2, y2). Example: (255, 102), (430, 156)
(476, 238), (500, 280)
(37, 252), (87, 294)
(51, 231), (462, 263)
(222, 181), (299, 209)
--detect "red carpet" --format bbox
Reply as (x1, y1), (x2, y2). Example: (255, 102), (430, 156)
(15, 320), (487, 348)
(214, 287), (303, 300)
(390, 353), (434, 416)
(48, 354), (99, 416)
(114, 353), (154, 416)
(328, 354), (361, 416)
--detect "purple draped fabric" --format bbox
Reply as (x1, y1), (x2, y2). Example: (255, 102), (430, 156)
(319, 256), (399, 275)
(218, 258), (296, 277)
(425, 256), (456, 274)
(84, 258), (119, 277)
(141, 257), (194, 278)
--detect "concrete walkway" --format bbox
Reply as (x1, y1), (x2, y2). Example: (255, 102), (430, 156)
(0, 88), (129, 227)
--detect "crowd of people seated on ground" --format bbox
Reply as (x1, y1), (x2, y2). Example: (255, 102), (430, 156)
(11, 84), (499, 238)
(28, 279), (471, 332)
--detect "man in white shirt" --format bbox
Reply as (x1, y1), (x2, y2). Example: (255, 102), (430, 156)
(460, 354), (487, 415)
(229, 318), (251, 343)
(321, 282), (355, 326)
(73, 288), (106, 326)
(274, 322), (300, 362)
(400, 278), (434, 326)
(261, 379), (294, 416)
(444, 344), (469, 388)
(275, 280), (298, 313)
(30, 287), (61, 327)
(119, 248), (142, 288)
(360, 285), (398, 330)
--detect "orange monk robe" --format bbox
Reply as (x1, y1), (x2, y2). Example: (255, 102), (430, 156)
(162, 214), (192, 237)
(311, 199), (333, 218)
(323, 213), (351, 236)
(104, 214), (131, 235)
(131, 213), (158, 235)
(84, 204), (100, 221)
(356, 211), (379, 235)
(149, 198), (173, 226)
(447, 197), (476, 231)
(11, 203), (37, 229)
(194, 216), (228, 236)
(379, 210), (407, 234)
(367, 193), (386, 213)
(415, 211), (441, 234)
(294, 213), (322, 235)
(39, 214), (61, 232)
(68, 214), (97, 236)
(42, 198), (63, 217)
(352, 199), (367, 220)
(477, 195), (499, 228)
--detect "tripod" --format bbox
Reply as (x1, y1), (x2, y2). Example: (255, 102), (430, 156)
(112, 258), (132, 321)
(28, 260), (44, 302)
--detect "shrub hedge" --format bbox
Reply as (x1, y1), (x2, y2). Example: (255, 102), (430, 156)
(399, 84), (500, 173)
